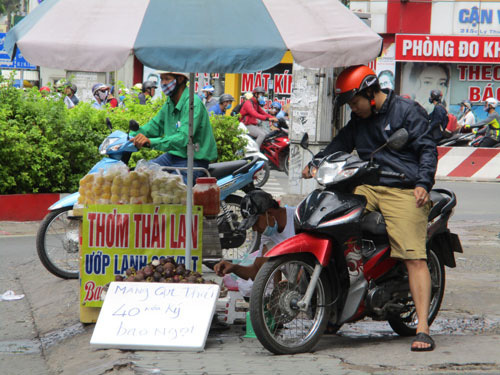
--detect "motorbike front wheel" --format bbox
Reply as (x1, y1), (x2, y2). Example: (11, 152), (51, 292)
(387, 249), (445, 336)
(250, 254), (332, 354)
(36, 207), (80, 279)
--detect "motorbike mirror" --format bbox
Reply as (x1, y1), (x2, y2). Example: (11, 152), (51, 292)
(300, 133), (309, 150)
(369, 128), (409, 165)
(105, 118), (112, 131)
(129, 120), (140, 132)
(387, 128), (409, 151)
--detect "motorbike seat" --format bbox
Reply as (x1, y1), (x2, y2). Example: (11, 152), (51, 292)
(361, 190), (451, 237)
(428, 190), (451, 221)
(361, 211), (387, 236)
(208, 160), (248, 180)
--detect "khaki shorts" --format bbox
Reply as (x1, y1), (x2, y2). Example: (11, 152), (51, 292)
(354, 185), (431, 260)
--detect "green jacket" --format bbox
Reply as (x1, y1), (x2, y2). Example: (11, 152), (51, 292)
(131, 89), (217, 162)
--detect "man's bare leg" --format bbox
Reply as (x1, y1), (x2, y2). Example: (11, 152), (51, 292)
(404, 259), (432, 350)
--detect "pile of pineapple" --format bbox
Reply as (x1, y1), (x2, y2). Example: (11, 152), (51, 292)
(77, 161), (187, 206)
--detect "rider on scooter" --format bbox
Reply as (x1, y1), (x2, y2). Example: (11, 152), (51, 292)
(463, 97), (500, 147)
(302, 65), (438, 352)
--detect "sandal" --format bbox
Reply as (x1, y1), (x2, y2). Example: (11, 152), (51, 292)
(411, 332), (435, 352)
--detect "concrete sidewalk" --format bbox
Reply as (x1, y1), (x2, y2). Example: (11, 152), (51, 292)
(1, 219), (500, 374)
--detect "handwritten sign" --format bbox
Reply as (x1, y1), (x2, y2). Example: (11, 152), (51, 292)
(90, 282), (220, 351)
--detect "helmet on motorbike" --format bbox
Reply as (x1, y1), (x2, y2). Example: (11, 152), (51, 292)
(92, 83), (109, 96)
(429, 89), (443, 104)
(485, 97), (498, 109)
(142, 80), (157, 92)
(460, 100), (471, 110)
(239, 190), (279, 231)
(271, 101), (282, 110)
(219, 93), (234, 104)
(252, 86), (266, 95)
(334, 65), (379, 106)
(201, 84), (214, 93)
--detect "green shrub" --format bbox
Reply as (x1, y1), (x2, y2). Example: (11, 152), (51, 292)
(0, 78), (245, 194)
(210, 114), (247, 162)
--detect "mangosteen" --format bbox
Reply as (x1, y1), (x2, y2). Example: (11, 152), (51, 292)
(156, 265), (164, 274)
(153, 272), (161, 282)
(143, 265), (153, 277)
(115, 275), (124, 281)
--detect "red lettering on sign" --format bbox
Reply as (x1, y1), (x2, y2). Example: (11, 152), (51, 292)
(87, 213), (96, 247)
(83, 280), (103, 302)
(241, 73), (254, 92)
(469, 86), (481, 102)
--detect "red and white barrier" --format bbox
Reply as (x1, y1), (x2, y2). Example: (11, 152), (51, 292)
(437, 147), (500, 181)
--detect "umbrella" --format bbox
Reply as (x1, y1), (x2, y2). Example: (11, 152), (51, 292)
(5, 0), (382, 268)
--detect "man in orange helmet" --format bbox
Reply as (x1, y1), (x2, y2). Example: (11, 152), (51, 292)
(303, 65), (437, 352)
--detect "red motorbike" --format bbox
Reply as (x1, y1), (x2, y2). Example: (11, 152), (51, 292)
(249, 130), (463, 354)
(261, 118), (290, 175)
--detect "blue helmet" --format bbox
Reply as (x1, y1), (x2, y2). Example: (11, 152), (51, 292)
(271, 101), (282, 110)
(202, 85), (215, 93)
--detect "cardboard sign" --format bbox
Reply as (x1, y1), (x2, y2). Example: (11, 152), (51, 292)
(90, 282), (220, 351)
(81, 204), (203, 308)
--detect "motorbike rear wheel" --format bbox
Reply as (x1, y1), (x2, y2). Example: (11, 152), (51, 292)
(388, 249), (445, 336)
(253, 161), (270, 188)
(250, 254), (332, 354)
(279, 153), (289, 176)
(36, 207), (80, 279)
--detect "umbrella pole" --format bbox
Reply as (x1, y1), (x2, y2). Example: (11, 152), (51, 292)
(185, 72), (195, 271)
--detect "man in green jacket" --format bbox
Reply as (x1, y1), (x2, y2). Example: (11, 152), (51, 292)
(131, 72), (218, 182)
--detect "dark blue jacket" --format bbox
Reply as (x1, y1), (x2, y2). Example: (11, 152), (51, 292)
(317, 90), (437, 192)
(429, 103), (448, 142)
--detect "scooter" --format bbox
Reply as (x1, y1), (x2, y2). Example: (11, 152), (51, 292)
(260, 118), (290, 175)
(238, 123), (270, 188)
(249, 129), (463, 354)
(36, 119), (265, 279)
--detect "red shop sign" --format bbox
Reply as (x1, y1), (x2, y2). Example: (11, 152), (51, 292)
(395, 34), (500, 64)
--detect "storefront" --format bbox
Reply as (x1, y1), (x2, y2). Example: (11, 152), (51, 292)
(395, 34), (500, 120)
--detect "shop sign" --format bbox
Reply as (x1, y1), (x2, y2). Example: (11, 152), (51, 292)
(396, 34), (500, 64)
(240, 64), (293, 109)
(453, 2), (500, 36)
(81, 204), (203, 308)
(451, 64), (500, 103)
(0, 33), (37, 70)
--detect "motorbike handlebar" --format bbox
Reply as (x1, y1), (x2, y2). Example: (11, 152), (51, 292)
(379, 170), (405, 179)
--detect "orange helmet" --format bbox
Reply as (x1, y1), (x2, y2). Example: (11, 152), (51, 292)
(335, 65), (378, 105)
(39, 86), (51, 93)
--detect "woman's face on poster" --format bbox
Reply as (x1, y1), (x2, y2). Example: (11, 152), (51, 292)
(417, 65), (448, 99)
(379, 74), (393, 90)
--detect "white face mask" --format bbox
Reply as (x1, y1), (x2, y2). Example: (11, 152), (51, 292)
(97, 90), (108, 101)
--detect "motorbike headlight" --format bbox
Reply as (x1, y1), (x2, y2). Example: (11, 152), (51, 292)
(315, 160), (359, 185)
(99, 137), (119, 155)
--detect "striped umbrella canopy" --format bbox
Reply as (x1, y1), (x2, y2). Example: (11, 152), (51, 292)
(5, 0), (382, 268)
(5, 0), (382, 73)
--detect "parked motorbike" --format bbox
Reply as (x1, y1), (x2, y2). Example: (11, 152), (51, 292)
(36, 119), (264, 279)
(238, 123), (270, 188)
(260, 118), (290, 175)
(249, 129), (463, 354)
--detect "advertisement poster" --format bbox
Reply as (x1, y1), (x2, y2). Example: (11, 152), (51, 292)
(374, 43), (396, 91)
(81, 204), (203, 308)
(400, 62), (452, 113)
(451, 64), (500, 103)
(240, 63), (293, 109)
(453, 2), (500, 36)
